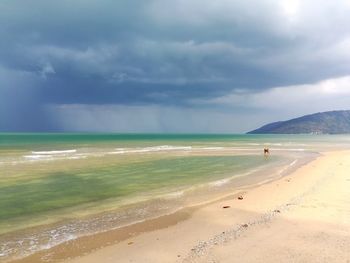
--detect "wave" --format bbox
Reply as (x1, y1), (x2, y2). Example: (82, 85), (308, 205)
(21, 146), (195, 163)
(23, 149), (82, 162)
(164, 190), (185, 198)
(271, 148), (305, 151)
(289, 159), (298, 166)
(31, 149), (77, 155)
(104, 146), (306, 157)
(17, 145), (307, 165)
(24, 155), (54, 160)
(210, 178), (231, 186)
(133, 145), (192, 152)
(108, 145), (193, 155)
(277, 159), (298, 175)
(199, 147), (224, 150)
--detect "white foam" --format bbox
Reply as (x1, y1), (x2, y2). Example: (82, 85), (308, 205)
(165, 190), (185, 198)
(264, 143), (282, 146)
(107, 151), (126, 155)
(199, 147), (224, 150)
(272, 148), (305, 151)
(277, 160), (298, 175)
(31, 149), (76, 155)
(141, 145), (192, 152)
(289, 159), (298, 166)
(24, 155), (53, 159)
(67, 156), (86, 160)
(22, 149), (84, 162)
(210, 178), (231, 186)
(109, 145), (192, 154)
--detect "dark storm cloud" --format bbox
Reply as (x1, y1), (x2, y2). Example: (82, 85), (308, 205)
(2, 0), (350, 131)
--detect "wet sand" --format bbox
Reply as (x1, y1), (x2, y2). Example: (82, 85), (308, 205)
(13, 150), (350, 263)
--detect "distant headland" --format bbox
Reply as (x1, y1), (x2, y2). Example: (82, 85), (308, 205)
(248, 110), (350, 134)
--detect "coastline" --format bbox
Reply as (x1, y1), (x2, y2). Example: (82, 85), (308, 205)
(7, 150), (335, 263)
(1, 148), (311, 263)
(12, 150), (350, 263)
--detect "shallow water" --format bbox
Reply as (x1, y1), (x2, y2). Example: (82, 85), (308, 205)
(1, 133), (349, 261)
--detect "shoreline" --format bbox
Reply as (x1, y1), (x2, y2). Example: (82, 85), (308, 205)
(8, 151), (318, 263)
(12, 149), (350, 263)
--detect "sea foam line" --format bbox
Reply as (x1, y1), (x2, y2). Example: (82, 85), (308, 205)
(108, 145), (193, 155)
(31, 149), (77, 155)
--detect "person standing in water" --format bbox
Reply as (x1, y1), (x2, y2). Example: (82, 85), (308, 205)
(264, 148), (270, 156)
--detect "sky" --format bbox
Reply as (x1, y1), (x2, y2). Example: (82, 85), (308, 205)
(2, 0), (350, 133)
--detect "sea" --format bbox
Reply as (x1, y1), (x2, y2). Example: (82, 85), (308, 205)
(1, 133), (350, 261)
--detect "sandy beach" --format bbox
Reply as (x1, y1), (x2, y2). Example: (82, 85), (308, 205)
(12, 150), (348, 263)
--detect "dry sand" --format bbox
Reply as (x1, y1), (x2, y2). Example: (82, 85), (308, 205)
(14, 151), (350, 263)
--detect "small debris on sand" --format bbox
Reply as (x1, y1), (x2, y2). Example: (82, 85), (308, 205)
(222, 205), (230, 209)
(274, 209), (281, 213)
(127, 242), (134, 245)
(238, 195), (244, 200)
(242, 224), (248, 228)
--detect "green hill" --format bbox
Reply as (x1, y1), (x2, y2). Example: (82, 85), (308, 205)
(248, 110), (350, 134)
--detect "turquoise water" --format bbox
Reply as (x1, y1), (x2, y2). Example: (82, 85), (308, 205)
(2, 133), (350, 150)
(1, 133), (349, 261)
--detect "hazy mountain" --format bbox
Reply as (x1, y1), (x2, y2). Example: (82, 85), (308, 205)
(248, 110), (350, 134)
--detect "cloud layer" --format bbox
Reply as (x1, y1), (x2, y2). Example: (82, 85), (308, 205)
(2, 0), (350, 132)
